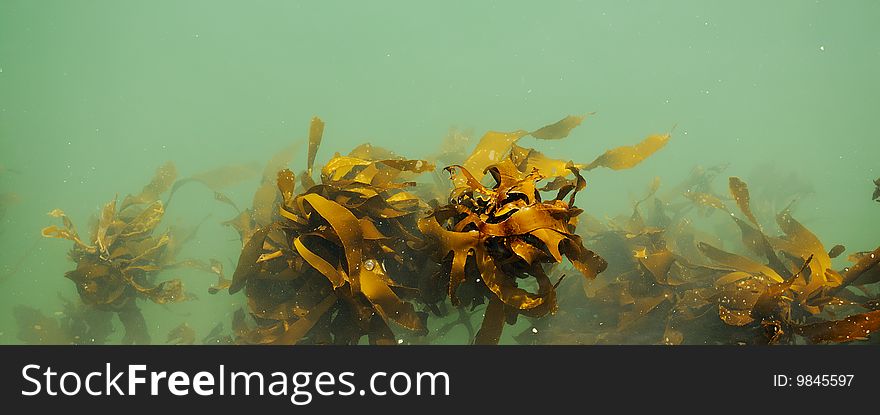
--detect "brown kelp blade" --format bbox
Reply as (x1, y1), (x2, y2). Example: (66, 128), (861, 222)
(458, 130), (529, 189)
(307, 116), (325, 175)
(796, 310), (880, 343)
(584, 133), (670, 171)
(529, 114), (589, 140)
(297, 193), (363, 292)
(166, 161), (261, 206)
(828, 244), (845, 259)
(120, 162), (177, 210)
(698, 241), (784, 283)
(229, 226), (271, 294)
(873, 178), (880, 202)
(728, 176), (759, 228)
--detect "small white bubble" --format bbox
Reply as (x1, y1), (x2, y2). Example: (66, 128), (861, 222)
(819, 45), (825, 51)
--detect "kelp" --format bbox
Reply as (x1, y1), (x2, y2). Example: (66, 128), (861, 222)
(418, 115), (674, 344)
(220, 114), (681, 345)
(544, 178), (728, 345)
(29, 110), (875, 346)
(167, 322), (196, 345)
(517, 167), (879, 346)
(529, 114), (590, 140)
(874, 178), (880, 203)
(41, 163), (195, 344)
(165, 161), (262, 208)
(583, 133), (670, 171)
(729, 177), (759, 228)
(225, 117), (434, 345)
(421, 161), (605, 344)
(677, 176), (880, 344)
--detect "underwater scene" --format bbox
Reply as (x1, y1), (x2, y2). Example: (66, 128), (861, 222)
(1, 1), (878, 345)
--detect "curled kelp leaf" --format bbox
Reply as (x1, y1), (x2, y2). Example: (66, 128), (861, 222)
(205, 259), (232, 294)
(456, 130), (528, 189)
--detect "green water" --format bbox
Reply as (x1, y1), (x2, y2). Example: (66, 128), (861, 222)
(1, 0), (878, 344)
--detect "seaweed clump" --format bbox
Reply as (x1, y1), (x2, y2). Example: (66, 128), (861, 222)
(223, 115), (672, 344)
(418, 117), (673, 343)
(41, 163), (195, 344)
(691, 177), (880, 344)
(227, 118), (435, 344)
(522, 171), (880, 346)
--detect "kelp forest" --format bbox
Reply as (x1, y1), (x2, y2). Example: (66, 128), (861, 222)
(4, 114), (879, 345)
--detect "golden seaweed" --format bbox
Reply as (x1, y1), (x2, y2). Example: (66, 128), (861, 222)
(41, 162), (197, 344)
(420, 141), (607, 343)
(529, 114), (590, 140)
(680, 177), (880, 344)
(226, 118), (435, 344)
(728, 177), (759, 227)
(583, 134), (670, 171)
(28, 112), (874, 347)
